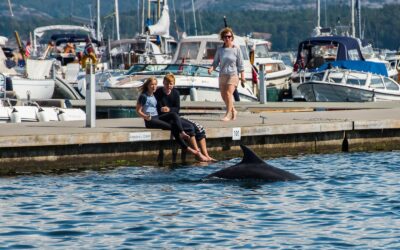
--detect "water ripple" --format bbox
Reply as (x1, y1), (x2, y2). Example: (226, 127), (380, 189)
(0, 151), (400, 248)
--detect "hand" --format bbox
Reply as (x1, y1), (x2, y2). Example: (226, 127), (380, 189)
(161, 106), (170, 113)
(240, 78), (246, 87)
(208, 67), (213, 75)
(144, 115), (151, 121)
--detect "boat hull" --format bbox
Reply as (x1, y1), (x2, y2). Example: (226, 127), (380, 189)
(107, 86), (257, 102)
(11, 78), (55, 99)
(298, 81), (400, 102)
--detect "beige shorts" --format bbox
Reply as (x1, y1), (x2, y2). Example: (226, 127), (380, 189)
(219, 74), (239, 87)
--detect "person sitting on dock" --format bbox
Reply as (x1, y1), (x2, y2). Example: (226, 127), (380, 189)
(136, 77), (209, 162)
(155, 73), (217, 162)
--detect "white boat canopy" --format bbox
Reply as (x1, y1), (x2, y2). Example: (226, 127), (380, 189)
(33, 25), (96, 54)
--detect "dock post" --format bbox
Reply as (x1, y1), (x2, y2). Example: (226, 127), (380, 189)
(85, 63), (96, 128)
(259, 64), (267, 104)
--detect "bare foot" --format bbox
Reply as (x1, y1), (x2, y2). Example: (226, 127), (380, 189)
(231, 109), (238, 120)
(195, 151), (209, 162)
(207, 156), (218, 162)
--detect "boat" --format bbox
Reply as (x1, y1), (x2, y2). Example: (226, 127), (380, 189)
(247, 38), (293, 99)
(104, 0), (177, 69)
(291, 35), (397, 100)
(1, 45), (55, 100)
(172, 34), (253, 80)
(32, 25), (97, 58)
(297, 65), (400, 102)
(104, 63), (257, 102)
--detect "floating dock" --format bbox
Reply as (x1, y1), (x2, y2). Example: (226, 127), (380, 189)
(1, 101), (400, 174)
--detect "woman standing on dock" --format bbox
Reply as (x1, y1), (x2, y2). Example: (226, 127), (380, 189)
(155, 73), (216, 162)
(208, 27), (245, 121)
(136, 77), (208, 161)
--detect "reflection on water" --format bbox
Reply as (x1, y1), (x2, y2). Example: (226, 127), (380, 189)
(1, 151), (400, 249)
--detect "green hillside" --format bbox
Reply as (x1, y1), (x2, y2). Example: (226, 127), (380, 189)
(1, 1), (400, 51)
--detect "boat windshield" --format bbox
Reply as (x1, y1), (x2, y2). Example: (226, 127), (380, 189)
(126, 64), (168, 75)
(346, 72), (367, 86)
(255, 44), (269, 58)
(327, 71), (345, 83)
(127, 64), (219, 77)
(383, 77), (400, 91)
(163, 64), (218, 77)
(176, 42), (201, 61)
(369, 76), (385, 89)
(202, 42), (222, 60)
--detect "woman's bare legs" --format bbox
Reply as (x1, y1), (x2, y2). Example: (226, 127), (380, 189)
(220, 83), (233, 121)
(224, 84), (236, 121)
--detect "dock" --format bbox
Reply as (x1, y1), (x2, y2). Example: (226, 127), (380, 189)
(1, 101), (400, 174)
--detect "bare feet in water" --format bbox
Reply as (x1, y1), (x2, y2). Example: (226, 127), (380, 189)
(207, 156), (218, 162)
(195, 151), (209, 162)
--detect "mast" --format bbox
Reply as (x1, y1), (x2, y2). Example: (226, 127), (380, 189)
(316, 0), (320, 28)
(97, 0), (101, 41)
(356, 0), (362, 39)
(191, 0), (197, 36)
(141, 0), (145, 34)
(7, 0), (14, 16)
(115, 0), (120, 40)
(351, 0), (355, 37)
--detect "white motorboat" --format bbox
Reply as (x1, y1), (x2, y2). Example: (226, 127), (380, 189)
(298, 67), (400, 102)
(0, 73), (85, 123)
(247, 38), (293, 97)
(172, 34), (253, 80)
(291, 35), (398, 100)
(104, 64), (257, 102)
(0, 55), (55, 100)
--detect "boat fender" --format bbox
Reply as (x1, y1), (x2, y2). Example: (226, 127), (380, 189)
(10, 108), (21, 123)
(190, 87), (198, 101)
(37, 107), (49, 122)
(58, 109), (68, 121)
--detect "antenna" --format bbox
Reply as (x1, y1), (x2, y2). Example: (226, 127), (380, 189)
(223, 16), (228, 28)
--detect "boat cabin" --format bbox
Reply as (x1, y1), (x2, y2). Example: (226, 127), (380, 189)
(294, 36), (365, 71)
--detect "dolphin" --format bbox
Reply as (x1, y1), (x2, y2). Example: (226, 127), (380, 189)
(207, 145), (301, 182)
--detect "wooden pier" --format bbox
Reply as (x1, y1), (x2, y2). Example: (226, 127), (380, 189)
(1, 101), (400, 174)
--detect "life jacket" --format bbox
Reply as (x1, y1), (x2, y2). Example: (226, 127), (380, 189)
(84, 43), (94, 56)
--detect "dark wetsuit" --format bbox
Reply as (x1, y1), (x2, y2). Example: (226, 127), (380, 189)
(154, 88), (206, 141)
(138, 93), (189, 149)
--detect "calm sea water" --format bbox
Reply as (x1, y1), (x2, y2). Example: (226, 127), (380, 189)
(1, 151), (400, 249)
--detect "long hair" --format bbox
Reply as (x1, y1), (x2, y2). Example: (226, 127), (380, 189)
(140, 77), (157, 94)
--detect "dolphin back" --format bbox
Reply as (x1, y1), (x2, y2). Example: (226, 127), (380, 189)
(206, 145), (301, 182)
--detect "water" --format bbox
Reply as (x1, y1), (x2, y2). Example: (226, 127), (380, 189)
(1, 151), (400, 249)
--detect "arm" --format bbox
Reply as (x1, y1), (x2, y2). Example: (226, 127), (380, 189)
(136, 95), (151, 121)
(169, 89), (180, 114)
(154, 88), (163, 114)
(237, 47), (245, 82)
(208, 48), (220, 74)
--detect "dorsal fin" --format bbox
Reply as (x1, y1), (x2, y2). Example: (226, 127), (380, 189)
(240, 145), (265, 164)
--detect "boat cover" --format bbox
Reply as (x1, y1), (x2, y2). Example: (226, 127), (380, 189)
(310, 60), (388, 77)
